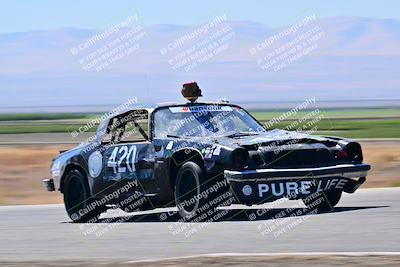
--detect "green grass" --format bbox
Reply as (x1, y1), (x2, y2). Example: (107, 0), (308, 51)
(259, 119), (400, 138)
(0, 124), (94, 134)
(251, 108), (400, 120)
(0, 113), (95, 121)
(391, 181), (400, 187)
(0, 109), (399, 138)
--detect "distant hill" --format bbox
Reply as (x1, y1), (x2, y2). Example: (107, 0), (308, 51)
(0, 16), (399, 112)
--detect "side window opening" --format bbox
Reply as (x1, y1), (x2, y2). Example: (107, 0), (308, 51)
(102, 110), (149, 144)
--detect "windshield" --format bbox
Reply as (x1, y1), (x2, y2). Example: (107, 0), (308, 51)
(153, 105), (265, 138)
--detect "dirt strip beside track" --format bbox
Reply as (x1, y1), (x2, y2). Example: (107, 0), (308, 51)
(1, 255), (400, 267)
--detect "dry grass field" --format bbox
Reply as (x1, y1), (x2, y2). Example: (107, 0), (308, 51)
(0, 142), (399, 205)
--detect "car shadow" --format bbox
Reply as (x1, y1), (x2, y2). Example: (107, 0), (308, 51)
(87, 205), (387, 224)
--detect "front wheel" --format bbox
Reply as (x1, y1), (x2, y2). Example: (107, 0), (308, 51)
(175, 161), (231, 221)
(63, 169), (104, 222)
(174, 162), (207, 220)
(302, 190), (342, 211)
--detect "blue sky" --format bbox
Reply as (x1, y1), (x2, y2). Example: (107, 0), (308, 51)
(1, 0), (399, 33)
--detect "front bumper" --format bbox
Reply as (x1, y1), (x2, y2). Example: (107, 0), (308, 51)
(42, 178), (55, 192)
(225, 163), (370, 204)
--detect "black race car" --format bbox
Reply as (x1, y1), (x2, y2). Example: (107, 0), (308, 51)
(43, 83), (370, 222)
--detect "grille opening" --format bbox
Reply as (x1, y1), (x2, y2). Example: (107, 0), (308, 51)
(252, 154), (265, 166)
(262, 147), (334, 168)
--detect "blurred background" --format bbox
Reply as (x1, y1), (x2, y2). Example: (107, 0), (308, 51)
(0, 0), (399, 204)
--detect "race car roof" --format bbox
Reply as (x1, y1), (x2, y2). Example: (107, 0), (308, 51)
(112, 100), (234, 117)
(95, 101), (238, 138)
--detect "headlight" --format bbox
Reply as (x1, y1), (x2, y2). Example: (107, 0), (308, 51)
(344, 142), (363, 163)
(231, 148), (251, 169)
(51, 159), (61, 176)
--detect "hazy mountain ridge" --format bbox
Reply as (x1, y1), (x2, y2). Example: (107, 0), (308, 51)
(0, 16), (399, 111)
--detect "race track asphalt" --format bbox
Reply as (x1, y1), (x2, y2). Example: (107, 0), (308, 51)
(0, 187), (399, 262)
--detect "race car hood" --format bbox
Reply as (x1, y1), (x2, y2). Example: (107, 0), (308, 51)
(205, 129), (363, 169)
(213, 129), (330, 148)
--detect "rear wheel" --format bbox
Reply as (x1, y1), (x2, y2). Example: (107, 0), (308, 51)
(63, 169), (104, 222)
(302, 189), (342, 211)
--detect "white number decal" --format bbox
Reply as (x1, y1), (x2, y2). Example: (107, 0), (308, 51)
(118, 146), (128, 173)
(126, 146), (137, 172)
(107, 147), (119, 173)
(107, 145), (137, 174)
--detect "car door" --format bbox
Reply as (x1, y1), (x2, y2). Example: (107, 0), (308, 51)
(101, 109), (155, 184)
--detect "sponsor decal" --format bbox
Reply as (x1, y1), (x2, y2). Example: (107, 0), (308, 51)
(256, 179), (348, 197)
(166, 141), (174, 150)
(212, 145), (222, 155)
(202, 145), (222, 158)
(203, 147), (213, 158)
(169, 105), (233, 113)
(242, 185), (253, 196)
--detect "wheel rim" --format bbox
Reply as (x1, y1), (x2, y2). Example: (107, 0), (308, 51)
(176, 169), (200, 214)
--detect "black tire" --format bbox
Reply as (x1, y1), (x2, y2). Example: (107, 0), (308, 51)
(175, 162), (205, 220)
(63, 169), (104, 223)
(302, 189), (342, 211)
(175, 161), (230, 221)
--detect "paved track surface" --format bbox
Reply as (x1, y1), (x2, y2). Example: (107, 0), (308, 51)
(0, 188), (399, 262)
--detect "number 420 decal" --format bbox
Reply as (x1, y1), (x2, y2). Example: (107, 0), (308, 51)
(107, 145), (137, 174)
